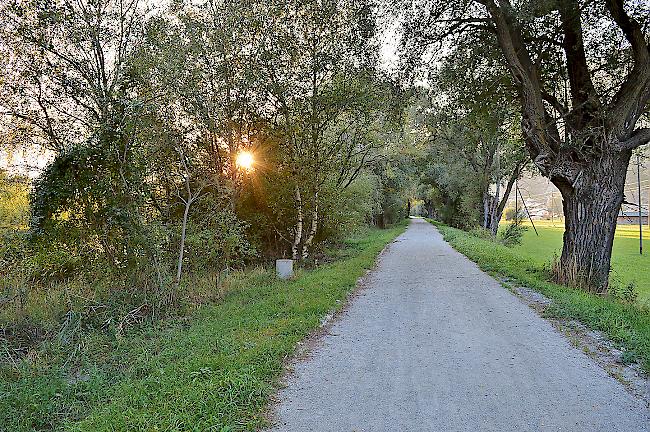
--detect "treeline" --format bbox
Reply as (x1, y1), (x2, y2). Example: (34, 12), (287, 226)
(0, 1), (411, 334)
(399, 0), (650, 292)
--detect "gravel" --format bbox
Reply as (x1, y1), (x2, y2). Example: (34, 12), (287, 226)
(268, 219), (649, 432)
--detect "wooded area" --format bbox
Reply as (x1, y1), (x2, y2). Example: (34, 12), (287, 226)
(1, 0), (648, 334)
(0, 0), (416, 330)
(0, 0), (649, 429)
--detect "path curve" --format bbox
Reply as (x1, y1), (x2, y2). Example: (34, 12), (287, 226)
(269, 219), (649, 431)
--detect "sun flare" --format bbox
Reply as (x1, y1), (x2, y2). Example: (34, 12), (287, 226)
(236, 151), (254, 170)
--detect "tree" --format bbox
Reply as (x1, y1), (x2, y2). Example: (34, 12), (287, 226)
(411, 66), (527, 233)
(401, 0), (650, 291)
(261, 0), (383, 259)
(1, 0), (151, 265)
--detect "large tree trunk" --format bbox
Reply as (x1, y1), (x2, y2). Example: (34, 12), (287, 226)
(553, 151), (631, 292)
(477, 0), (650, 293)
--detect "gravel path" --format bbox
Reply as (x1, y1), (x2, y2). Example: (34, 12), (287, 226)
(269, 219), (649, 432)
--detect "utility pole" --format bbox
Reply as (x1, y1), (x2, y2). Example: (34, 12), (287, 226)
(515, 179), (518, 224)
(551, 192), (554, 226)
(517, 185), (538, 236)
(637, 154), (643, 255)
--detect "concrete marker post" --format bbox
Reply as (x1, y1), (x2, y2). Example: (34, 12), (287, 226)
(276, 259), (294, 279)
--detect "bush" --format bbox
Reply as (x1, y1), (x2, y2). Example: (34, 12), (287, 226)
(499, 222), (528, 247)
(22, 243), (82, 282)
(0, 170), (29, 231)
(320, 174), (380, 240)
(183, 208), (257, 275)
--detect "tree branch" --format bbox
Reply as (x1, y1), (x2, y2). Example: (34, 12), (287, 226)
(541, 91), (568, 116)
(558, 0), (600, 125)
(616, 128), (650, 151)
(604, 0), (650, 134)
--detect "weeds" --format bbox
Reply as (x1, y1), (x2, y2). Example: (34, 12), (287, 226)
(0, 223), (407, 431)
(498, 222), (528, 247)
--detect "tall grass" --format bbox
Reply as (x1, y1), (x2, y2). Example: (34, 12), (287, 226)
(1, 223), (407, 431)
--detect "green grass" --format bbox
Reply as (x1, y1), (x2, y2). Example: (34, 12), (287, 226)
(429, 220), (650, 372)
(1, 223), (407, 432)
(511, 220), (650, 304)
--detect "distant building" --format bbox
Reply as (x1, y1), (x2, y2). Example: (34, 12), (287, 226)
(523, 200), (549, 220)
(617, 210), (648, 225)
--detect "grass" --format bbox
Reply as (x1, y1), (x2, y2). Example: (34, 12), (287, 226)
(0, 222), (407, 431)
(512, 220), (650, 304)
(428, 220), (650, 372)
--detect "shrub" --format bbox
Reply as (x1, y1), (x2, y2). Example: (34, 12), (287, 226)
(499, 222), (528, 247)
(183, 209), (257, 276)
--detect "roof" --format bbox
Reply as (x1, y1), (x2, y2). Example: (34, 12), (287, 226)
(619, 210), (649, 217)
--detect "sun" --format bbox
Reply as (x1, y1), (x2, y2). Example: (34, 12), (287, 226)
(236, 151), (254, 170)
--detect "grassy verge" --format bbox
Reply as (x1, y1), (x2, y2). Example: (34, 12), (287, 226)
(428, 220), (650, 372)
(1, 222), (407, 431)
(510, 221), (650, 304)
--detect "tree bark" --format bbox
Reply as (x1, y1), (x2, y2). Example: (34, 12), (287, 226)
(302, 191), (319, 260)
(488, 164), (520, 235)
(425, 199), (434, 219)
(474, 0), (650, 292)
(292, 185), (303, 260)
(553, 150), (631, 292)
(482, 193), (490, 229)
(176, 199), (190, 288)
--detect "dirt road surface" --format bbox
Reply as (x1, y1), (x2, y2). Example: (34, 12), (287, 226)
(269, 219), (649, 432)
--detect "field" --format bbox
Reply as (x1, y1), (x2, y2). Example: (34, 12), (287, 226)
(1, 223), (406, 431)
(512, 220), (650, 305)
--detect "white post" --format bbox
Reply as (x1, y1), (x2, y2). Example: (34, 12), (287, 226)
(276, 259), (294, 279)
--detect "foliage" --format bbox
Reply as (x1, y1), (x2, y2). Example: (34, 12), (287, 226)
(0, 170), (29, 231)
(610, 282), (639, 305)
(0, 1), (409, 385)
(183, 207), (257, 276)
(0, 223), (406, 432)
(498, 222), (528, 247)
(404, 24), (529, 232)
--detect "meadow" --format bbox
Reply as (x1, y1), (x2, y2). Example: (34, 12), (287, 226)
(1, 224), (406, 431)
(512, 221), (650, 305)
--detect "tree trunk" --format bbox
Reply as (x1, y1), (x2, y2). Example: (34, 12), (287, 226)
(292, 185), (303, 260)
(176, 200), (190, 287)
(488, 165), (520, 235)
(425, 199), (434, 219)
(553, 151), (631, 292)
(482, 193), (490, 230)
(302, 192), (319, 259)
(376, 212), (385, 228)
